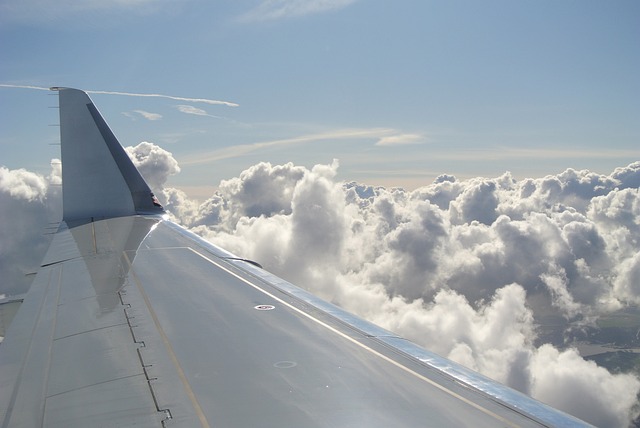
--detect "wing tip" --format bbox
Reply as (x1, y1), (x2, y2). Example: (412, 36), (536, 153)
(57, 87), (165, 221)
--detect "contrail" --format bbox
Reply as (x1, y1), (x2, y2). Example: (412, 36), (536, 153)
(86, 90), (239, 107)
(0, 84), (50, 91)
(0, 84), (238, 107)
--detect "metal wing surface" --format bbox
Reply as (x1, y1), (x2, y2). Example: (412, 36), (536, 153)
(0, 88), (592, 427)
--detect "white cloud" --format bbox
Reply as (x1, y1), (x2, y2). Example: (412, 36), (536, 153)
(124, 141), (180, 193)
(375, 133), (424, 146)
(531, 345), (640, 428)
(0, 166), (48, 201)
(0, 163), (60, 296)
(240, 0), (357, 22)
(175, 104), (222, 118)
(3, 149), (640, 426)
(132, 110), (162, 121)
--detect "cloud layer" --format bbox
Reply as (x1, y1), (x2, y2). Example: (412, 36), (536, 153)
(2, 144), (639, 427)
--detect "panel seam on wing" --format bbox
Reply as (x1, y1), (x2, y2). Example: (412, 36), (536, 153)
(45, 373), (148, 399)
(52, 323), (130, 341)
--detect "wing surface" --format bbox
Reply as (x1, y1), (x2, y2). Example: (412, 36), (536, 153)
(0, 88), (592, 427)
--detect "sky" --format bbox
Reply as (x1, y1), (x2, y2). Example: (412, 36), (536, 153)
(2, 1), (640, 426)
(1, 0), (639, 200)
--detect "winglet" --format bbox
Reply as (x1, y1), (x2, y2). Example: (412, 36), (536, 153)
(56, 88), (165, 221)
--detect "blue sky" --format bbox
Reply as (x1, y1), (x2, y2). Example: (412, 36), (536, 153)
(1, 0), (638, 199)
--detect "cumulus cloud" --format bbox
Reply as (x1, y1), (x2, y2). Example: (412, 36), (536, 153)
(2, 147), (640, 426)
(530, 345), (640, 428)
(124, 141), (180, 193)
(239, 0), (357, 22)
(0, 162), (61, 295)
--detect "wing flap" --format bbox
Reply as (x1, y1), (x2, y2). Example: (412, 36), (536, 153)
(0, 217), (168, 427)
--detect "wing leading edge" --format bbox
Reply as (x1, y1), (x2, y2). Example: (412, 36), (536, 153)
(0, 88), (593, 427)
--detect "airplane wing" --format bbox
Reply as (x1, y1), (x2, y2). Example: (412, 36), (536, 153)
(0, 88), (592, 427)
